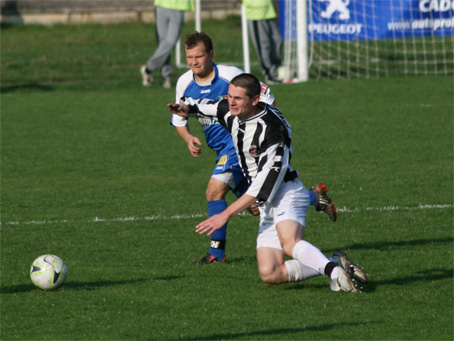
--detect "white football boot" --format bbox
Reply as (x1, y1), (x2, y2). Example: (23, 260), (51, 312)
(330, 266), (360, 293)
(331, 251), (368, 284)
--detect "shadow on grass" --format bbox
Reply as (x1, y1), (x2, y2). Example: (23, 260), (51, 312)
(221, 255), (256, 264)
(189, 255), (256, 265)
(332, 237), (453, 253)
(285, 267), (453, 294)
(0, 275), (182, 294)
(0, 83), (54, 93)
(365, 268), (453, 293)
(182, 321), (382, 340)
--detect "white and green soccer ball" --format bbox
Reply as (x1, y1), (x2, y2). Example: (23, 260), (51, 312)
(30, 254), (67, 290)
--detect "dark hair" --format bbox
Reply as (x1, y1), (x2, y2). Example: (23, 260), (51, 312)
(185, 31), (213, 53)
(230, 73), (261, 98)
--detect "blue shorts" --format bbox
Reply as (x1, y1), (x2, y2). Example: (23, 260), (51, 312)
(212, 152), (249, 198)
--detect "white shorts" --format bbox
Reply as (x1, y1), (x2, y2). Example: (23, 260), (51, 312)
(256, 179), (310, 250)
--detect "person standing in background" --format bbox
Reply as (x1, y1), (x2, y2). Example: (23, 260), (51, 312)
(141, 0), (194, 89)
(242, 0), (283, 84)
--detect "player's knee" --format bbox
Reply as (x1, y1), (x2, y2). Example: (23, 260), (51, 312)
(205, 186), (219, 201)
(258, 263), (282, 284)
(206, 181), (229, 201)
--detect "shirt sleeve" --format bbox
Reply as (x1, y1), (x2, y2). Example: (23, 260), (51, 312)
(170, 113), (188, 127)
(259, 82), (275, 105)
(185, 97), (230, 124)
(246, 142), (290, 203)
(170, 76), (190, 127)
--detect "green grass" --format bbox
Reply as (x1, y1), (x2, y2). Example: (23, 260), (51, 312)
(1, 19), (453, 340)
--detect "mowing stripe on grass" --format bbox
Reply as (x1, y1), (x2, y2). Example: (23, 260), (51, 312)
(1, 204), (452, 226)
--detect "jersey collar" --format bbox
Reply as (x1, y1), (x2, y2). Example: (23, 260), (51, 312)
(237, 103), (268, 122)
(192, 63), (219, 85)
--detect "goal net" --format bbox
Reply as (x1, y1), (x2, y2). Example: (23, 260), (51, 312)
(279, 0), (454, 81)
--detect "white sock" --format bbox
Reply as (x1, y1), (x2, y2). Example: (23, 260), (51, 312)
(292, 240), (330, 275)
(285, 259), (322, 282)
(330, 266), (340, 280)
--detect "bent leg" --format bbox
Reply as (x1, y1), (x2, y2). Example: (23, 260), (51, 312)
(276, 219), (329, 275)
(257, 247), (288, 284)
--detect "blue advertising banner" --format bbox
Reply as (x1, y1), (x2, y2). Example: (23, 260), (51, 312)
(279, 0), (454, 41)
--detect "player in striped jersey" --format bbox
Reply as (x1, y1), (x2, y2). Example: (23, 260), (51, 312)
(168, 73), (366, 292)
(170, 32), (337, 265)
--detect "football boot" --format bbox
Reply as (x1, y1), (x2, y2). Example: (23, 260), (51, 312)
(331, 251), (368, 284)
(330, 266), (361, 293)
(193, 253), (226, 264)
(310, 183), (338, 221)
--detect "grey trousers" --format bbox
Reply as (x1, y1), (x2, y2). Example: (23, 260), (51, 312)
(146, 6), (184, 80)
(248, 18), (282, 80)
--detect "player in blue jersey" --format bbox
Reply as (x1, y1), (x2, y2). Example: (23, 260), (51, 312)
(170, 32), (337, 264)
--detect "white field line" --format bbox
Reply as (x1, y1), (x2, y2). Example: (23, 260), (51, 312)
(1, 204), (452, 227)
(336, 204), (453, 213)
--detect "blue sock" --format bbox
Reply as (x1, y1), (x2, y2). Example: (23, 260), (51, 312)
(308, 190), (317, 206)
(207, 200), (228, 260)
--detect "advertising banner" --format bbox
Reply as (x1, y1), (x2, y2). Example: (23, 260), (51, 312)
(279, 0), (454, 41)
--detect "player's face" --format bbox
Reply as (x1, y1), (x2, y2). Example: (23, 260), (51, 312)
(185, 42), (214, 79)
(227, 85), (260, 120)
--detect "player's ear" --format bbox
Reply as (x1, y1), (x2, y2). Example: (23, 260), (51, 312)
(252, 95), (260, 106)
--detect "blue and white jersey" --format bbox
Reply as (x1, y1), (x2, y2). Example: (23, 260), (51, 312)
(170, 63), (275, 159)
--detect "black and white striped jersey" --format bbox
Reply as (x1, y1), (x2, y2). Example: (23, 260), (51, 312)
(186, 98), (299, 203)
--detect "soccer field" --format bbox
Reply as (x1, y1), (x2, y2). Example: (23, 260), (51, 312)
(1, 20), (453, 340)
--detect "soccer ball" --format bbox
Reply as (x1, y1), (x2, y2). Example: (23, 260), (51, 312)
(30, 254), (67, 290)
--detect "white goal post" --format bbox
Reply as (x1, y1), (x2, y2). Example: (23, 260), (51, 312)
(243, 0), (454, 81)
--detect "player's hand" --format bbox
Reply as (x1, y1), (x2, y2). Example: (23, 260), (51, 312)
(188, 137), (202, 157)
(196, 214), (229, 236)
(247, 203), (260, 216)
(167, 103), (189, 117)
